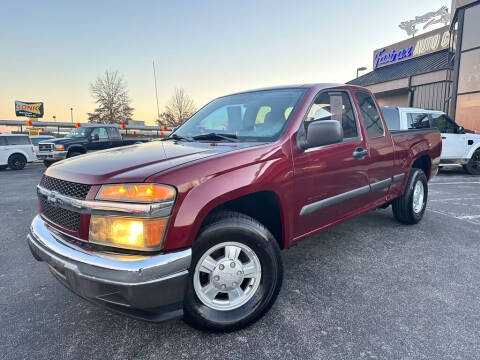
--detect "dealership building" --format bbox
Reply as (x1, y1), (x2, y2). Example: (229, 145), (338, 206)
(349, 0), (480, 132)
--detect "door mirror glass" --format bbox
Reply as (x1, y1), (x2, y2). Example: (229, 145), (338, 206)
(305, 120), (343, 148)
(457, 126), (464, 133)
(91, 134), (99, 141)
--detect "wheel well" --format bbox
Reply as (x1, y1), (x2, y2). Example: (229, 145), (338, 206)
(203, 191), (284, 249)
(8, 153), (27, 162)
(412, 155), (431, 179)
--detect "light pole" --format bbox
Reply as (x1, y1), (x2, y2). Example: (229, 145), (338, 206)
(70, 108), (73, 122)
(356, 67), (367, 78)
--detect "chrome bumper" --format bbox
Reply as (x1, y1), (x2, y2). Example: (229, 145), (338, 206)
(27, 215), (191, 322)
(36, 151), (67, 161)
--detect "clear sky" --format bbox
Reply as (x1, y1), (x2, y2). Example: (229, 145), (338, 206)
(0, 0), (449, 125)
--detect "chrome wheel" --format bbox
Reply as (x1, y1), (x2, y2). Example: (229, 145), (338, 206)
(193, 241), (262, 311)
(412, 181), (425, 213)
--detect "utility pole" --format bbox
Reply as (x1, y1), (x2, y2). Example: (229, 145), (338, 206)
(153, 60), (160, 121)
(70, 107), (74, 122)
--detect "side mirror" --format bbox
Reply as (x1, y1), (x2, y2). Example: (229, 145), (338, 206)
(91, 134), (99, 141)
(303, 120), (343, 149)
(457, 126), (464, 134)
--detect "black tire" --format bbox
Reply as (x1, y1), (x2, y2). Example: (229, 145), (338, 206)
(8, 154), (26, 170)
(183, 210), (283, 332)
(43, 160), (55, 167)
(392, 168), (428, 225)
(463, 149), (480, 175)
(67, 151), (82, 158)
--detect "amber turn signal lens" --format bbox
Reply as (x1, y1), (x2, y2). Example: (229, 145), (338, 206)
(89, 216), (167, 251)
(95, 183), (176, 203)
(55, 144), (65, 151)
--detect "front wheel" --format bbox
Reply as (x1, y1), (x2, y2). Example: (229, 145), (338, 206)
(8, 154), (26, 170)
(183, 211), (283, 332)
(392, 168), (428, 224)
(463, 149), (480, 175)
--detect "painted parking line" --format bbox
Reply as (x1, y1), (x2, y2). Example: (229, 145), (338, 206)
(457, 215), (480, 220)
(427, 208), (480, 227)
(430, 182), (480, 185)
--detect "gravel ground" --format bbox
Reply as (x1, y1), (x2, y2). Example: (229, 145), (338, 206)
(1, 164), (479, 360)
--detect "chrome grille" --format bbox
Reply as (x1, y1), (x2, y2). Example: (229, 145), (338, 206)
(40, 176), (91, 200)
(39, 143), (54, 152)
(39, 196), (81, 231)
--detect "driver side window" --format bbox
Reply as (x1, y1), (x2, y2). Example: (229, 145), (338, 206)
(306, 91), (358, 139)
(429, 114), (457, 133)
(91, 127), (108, 140)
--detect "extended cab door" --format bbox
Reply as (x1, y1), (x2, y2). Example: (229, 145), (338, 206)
(106, 127), (123, 147)
(353, 91), (394, 201)
(292, 89), (371, 240)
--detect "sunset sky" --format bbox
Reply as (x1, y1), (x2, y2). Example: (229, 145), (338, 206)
(0, 0), (449, 125)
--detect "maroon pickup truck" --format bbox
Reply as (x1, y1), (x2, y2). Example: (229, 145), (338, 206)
(28, 84), (441, 331)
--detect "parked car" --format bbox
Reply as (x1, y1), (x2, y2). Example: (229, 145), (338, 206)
(0, 134), (37, 170)
(29, 135), (55, 155)
(36, 124), (149, 166)
(28, 84), (441, 331)
(382, 106), (480, 175)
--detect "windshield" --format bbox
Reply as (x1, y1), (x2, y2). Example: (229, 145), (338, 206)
(173, 89), (306, 142)
(66, 128), (89, 138)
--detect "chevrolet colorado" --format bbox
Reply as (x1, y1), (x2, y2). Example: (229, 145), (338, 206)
(28, 84), (442, 331)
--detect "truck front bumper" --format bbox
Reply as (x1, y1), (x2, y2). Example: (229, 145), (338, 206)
(27, 215), (191, 322)
(36, 151), (67, 161)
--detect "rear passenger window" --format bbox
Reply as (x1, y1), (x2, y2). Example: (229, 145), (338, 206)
(355, 92), (384, 138)
(407, 113), (430, 129)
(6, 136), (30, 145)
(107, 127), (122, 139)
(306, 91), (358, 139)
(381, 107), (400, 130)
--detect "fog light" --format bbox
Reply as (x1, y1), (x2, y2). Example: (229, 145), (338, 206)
(89, 216), (167, 251)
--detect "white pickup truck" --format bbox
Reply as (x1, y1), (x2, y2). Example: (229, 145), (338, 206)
(382, 106), (480, 175)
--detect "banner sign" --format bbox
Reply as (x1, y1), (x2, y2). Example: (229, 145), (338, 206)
(373, 26), (450, 69)
(15, 101), (44, 118)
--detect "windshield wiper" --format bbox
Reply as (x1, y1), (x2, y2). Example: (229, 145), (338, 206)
(192, 133), (238, 142)
(163, 133), (193, 142)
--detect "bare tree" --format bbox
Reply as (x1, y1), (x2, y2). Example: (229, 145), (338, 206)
(156, 88), (196, 127)
(88, 70), (134, 124)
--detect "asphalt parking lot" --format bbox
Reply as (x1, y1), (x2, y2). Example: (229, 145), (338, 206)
(1, 164), (479, 360)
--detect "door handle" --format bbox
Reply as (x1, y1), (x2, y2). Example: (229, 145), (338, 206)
(353, 147), (368, 160)
(442, 136), (446, 139)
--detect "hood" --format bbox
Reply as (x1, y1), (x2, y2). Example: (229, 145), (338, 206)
(45, 140), (258, 184)
(43, 137), (88, 145)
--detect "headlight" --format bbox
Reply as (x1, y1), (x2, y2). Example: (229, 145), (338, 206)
(89, 216), (167, 251)
(55, 144), (65, 151)
(96, 183), (175, 203)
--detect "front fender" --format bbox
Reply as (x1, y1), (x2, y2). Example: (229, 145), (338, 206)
(162, 159), (291, 250)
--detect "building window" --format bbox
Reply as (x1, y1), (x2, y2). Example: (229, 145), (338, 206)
(461, 4), (480, 51)
(455, 93), (480, 131)
(458, 48), (480, 94)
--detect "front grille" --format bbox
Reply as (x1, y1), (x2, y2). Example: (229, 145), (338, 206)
(39, 143), (54, 152)
(39, 196), (81, 231)
(40, 176), (91, 200)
